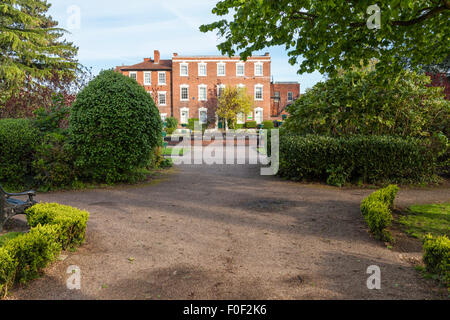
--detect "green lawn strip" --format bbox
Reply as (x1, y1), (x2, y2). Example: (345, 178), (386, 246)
(398, 203), (450, 239)
(0, 232), (24, 247)
(162, 147), (187, 156)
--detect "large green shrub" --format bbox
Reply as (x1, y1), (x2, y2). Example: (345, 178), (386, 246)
(26, 203), (90, 249)
(69, 70), (163, 183)
(32, 132), (76, 190)
(423, 234), (449, 287)
(279, 135), (437, 184)
(360, 185), (399, 241)
(284, 69), (449, 138)
(0, 119), (39, 187)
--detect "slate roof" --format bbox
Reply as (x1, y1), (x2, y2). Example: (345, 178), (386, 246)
(119, 59), (172, 71)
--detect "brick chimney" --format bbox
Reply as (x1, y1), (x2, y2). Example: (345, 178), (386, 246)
(144, 58), (151, 62)
(154, 50), (160, 64)
(173, 53), (178, 57)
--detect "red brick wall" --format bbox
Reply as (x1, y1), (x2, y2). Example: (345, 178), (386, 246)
(120, 69), (172, 118)
(172, 55), (272, 127)
(271, 83), (300, 118)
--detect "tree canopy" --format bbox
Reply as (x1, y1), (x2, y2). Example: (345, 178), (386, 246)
(283, 68), (450, 138)
(200, 0), (450, 75)
(216, 86), (252, 128)
(0, 0), (78, 102)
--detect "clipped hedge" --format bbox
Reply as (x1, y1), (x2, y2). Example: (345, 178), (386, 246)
(423, 234), (449, 287)
(279, 135), (438, 185)
(0, 119), (40, 187)
(245, 121), (257, 129)
(26, 203), (90, 249)
(361, 185), (399, 241)
(262, 120), (275, 129)
(0, 203), (89, 297)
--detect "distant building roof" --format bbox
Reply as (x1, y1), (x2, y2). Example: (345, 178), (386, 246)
(119, 59), (172, 71)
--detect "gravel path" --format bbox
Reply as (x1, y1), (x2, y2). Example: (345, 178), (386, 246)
(6, 157), (449, 300)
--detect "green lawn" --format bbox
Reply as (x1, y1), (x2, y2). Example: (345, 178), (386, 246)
(398, 203), (450, 239)
(0, 232), (23, 247)
(162, 147), (187, 156)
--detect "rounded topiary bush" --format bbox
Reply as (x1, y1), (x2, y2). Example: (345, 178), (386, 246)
(69, 70), (162, 183)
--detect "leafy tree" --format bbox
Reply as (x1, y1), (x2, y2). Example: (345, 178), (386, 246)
(283, 68), (450, 138)
(200, 1), (450, 75)
(216, 86), (252, 129)
(0, 0), (78, 103)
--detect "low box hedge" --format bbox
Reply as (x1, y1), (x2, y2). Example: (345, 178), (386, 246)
(360, 185), (399, 241)
(245, 121), (257, 129)
(279, 134), (438, 185)
(0, 203), (89, 297)
(423, 234), (449, 288)
(26, 203), (90, 249)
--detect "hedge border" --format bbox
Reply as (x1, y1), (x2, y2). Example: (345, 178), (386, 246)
(360, 185), (399, 241)
(0, 203), (89, 297)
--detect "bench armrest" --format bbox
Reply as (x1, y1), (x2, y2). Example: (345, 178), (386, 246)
(5, 190), (36, 202)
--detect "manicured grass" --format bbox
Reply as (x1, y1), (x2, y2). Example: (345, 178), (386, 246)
(0, 232), (23, 247)
(398, 203), (450, 239)
(163, 147), (186, 156)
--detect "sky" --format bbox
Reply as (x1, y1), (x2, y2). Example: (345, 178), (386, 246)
(47, 0), (325, 93)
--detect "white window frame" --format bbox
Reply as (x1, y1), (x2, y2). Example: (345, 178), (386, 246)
(217, 84), (226, 97)
(236, 62), (245, 77)
(161, 113), (167, 122)
(254, 84), (263, 101)
(217, 62), (226, 77)
(129, 71), (137, 81)
(180, 63), (189, 77)
(254, 62), (263, 76)
(199, 107), (208, 125)
(180, 107), (189, 124)
(198, 85), (207, 101)
(158, 91), (167, 106)
(287, 91), (293, 102)
(254, 107), (264, 124)
(180, 85), (189, 101)
(143, 71), (151, 85)
(198, 63), (207, 77)
(158, 72), (166, 85)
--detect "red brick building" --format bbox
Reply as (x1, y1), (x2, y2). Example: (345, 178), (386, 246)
(116, 50), (300, 127)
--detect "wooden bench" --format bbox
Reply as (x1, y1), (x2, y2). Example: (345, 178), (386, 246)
(0, 185), (36, 231)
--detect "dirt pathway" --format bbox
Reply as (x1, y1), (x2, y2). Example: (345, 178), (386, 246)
(7, 161), (449, 300)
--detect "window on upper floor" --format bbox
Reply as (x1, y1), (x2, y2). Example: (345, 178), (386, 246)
(254, 84), (263, 101)
(143, 72), (151, 85)
(158, 92), (167, 106)
(158, 72), (166, 85)
(217, 63), (226, 76)
(180, 85), (189, 101)
(198, 85), (207, 101)
(217, 84), (225, 98)
(236, 63), (245, 76)
(287, 91), (293, 102)
(198, 63), (207, 76)
(129, 72), (137, 81)
(180, 63), (189, 76)
(254, 63), (263, 76)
